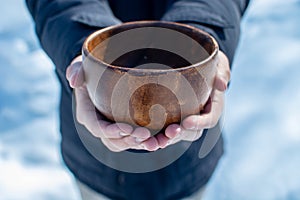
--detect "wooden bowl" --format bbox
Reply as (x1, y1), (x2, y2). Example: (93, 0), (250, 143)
(82, 21), (218, 131)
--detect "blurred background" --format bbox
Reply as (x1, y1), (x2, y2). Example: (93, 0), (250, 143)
(0, 0), (299, 199)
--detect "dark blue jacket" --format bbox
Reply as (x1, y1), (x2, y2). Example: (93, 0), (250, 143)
(26, 1), (249, 199)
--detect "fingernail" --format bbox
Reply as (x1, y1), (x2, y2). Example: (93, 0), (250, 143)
(175, 127), (182, 134)
(119, 132), (129, 136)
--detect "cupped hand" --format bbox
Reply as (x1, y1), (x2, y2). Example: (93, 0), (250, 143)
(67, 51), (230, 152)
(66, 56), (159, 152)
(155, 51), (231, 148)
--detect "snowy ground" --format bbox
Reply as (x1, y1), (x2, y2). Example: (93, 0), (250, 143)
(0, 0), (300, 200)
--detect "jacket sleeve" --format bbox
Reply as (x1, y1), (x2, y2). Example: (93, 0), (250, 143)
(161, 0), (250, 65)
(26, 0), (121, 89)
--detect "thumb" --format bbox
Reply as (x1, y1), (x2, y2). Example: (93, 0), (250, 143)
(66, 56), (84, 88)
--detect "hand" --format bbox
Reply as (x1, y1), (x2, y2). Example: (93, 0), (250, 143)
(67, 51), (230, 151)
(66, 56), (160, 152)
(154, 51), (231, 148)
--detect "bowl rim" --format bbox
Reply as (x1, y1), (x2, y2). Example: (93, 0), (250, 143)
(82, 20), (219, 73)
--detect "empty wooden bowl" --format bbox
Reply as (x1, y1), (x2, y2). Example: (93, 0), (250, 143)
(82, 21), (219, 131)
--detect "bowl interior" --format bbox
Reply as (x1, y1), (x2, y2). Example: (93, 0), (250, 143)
(85, 21), (217, 70)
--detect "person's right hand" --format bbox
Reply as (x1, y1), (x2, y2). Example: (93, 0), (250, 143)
(66, 56), (160, 152)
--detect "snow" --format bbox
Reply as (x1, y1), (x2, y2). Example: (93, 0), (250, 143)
(0, 0), (300, 199)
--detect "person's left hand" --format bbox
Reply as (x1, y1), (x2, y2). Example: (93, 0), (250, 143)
(153, 51), (231, 148)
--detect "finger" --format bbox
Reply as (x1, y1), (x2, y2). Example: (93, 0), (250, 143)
(123, 135), (142, 146)
(165, 128), (203, 146)
(165, 124), (181, 139)
(105, 123), (133, 138)
(155, 133), (170, 148)
(215, 51), (231, 91)
(165, 132), (182, 146)
(100, 137), (122, 152)
(108, 138), (131, 152)
(66, 62), (85, 88)
(214, 75), (228, 92)
(102, 136), (146, 152)
(111, 136), (150, 151)
(183, 90), (224, 130)
(180, 129), (203, 142)
(102, 137), (134, 152)
(131, 127), (151, 140)
(141, 137), (159, 151)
